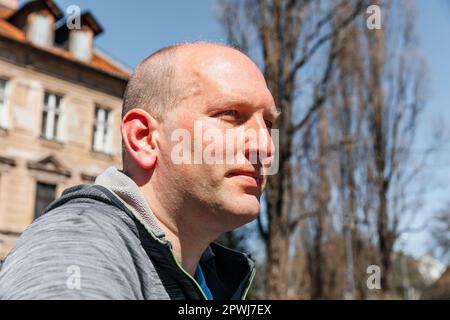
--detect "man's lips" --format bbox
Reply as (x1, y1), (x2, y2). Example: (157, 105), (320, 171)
(226, 170), (261, 186)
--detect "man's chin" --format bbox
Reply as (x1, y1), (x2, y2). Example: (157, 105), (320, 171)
(227, 194), (261, 221)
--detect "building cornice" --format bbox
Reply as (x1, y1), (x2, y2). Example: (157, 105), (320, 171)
(0, 34), (128, 98)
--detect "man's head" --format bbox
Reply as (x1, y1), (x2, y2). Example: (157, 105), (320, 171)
(121, 42), (279, 233)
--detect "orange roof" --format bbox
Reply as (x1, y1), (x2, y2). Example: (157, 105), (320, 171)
(0, 9), (129, 80)
(91, 53), (129, 78)
(0, 19), (25, 41)
(0, 7), (13, 19)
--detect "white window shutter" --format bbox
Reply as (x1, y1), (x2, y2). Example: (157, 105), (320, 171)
(0, 79), (9, 129)
(29, 14), (50, 47)
(94, 108), (105, 152)
(45, 93), (56, 139)
(56, 97), (65, 142)
(105, 110), (113, 154)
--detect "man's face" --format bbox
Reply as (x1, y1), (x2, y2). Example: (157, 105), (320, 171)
(156, 49), (278, 232)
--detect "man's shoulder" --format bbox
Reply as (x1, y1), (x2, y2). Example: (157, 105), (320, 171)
(2, 185), (143, 270)
(31, 189), (130, 232)
(0, 187), (150, 299)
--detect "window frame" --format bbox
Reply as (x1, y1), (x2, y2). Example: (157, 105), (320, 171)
(92, 105), (113, 154)
(28, 13), (52, 47)
(41, 91), (63, 141)
(71, 29), (92, 61)
(34, 181), (56, 220)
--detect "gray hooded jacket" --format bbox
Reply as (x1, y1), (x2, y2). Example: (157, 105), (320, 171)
(0, 167), (255, 300)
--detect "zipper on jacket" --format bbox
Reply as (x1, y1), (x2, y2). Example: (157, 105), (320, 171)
(166, 241), (209, 300)
(241, 267), (256, 300)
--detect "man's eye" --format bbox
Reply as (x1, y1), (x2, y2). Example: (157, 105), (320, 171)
(217, 110), (238, 118)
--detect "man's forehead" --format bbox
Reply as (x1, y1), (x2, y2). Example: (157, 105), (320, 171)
(175, 44), (278, 114)
(188, 55), (268, 94)
(199, 55), (263, 81)
(179, 45), (263, 79)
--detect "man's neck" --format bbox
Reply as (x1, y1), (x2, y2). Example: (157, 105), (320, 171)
(157, 220), (211, 276)
(139, 184), (219, 277)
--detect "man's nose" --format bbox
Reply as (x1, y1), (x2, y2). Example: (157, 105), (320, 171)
(244, 115), (275, 162)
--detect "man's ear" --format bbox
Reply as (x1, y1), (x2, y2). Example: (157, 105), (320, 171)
(121, 108), (159, 170)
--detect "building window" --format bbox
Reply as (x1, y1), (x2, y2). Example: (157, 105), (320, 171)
(92, 106), (113, 154)
(41, 92), (62, 141)
(34, 182), (56, 220)
(0, 79), (9, 129)
(70, 30), (92, 62)
(28, 13), (52, 47)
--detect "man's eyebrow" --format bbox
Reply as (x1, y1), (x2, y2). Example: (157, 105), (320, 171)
(213, 97), (281, 119)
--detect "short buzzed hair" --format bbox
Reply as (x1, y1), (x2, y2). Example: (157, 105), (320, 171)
(122, 41), (237, 120)
(121, 45), (183, 168)
(122, 45), (182, 121)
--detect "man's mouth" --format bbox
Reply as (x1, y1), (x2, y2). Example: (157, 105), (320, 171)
(226, 169), (260, 186)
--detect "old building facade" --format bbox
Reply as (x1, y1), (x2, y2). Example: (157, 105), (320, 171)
(0, 0), (130, 259)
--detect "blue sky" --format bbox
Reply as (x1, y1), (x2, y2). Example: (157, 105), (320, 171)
(20, 0), (449, 261)
(46, 0), (225, 68)
(407, 0), (450, 262)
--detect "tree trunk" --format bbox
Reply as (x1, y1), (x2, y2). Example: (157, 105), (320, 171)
(265, 160), (291, 299)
